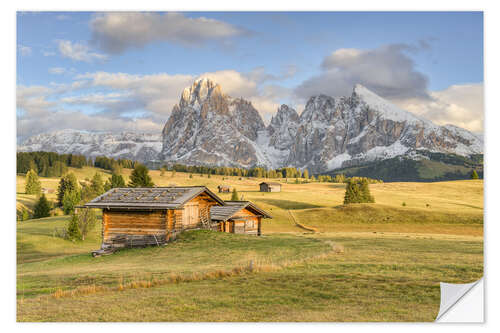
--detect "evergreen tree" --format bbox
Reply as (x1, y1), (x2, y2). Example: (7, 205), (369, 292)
(66, 213), (81, 241)
(344, 179), (375, 204)
(105, 173), (126, 191)
(128, 164), (154, 187)
(471, 170), (479, 179)
(231, 188), (240, 201)
(62, 189), (81, 215)
(33, 194), (51, 218)
(57, 173), (79, 206)
(90, 173), (105, 196)
(358, 178), (375, 203)
(25, 169), (42, 195)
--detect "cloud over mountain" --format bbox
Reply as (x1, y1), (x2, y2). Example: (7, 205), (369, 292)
(90, 12), (249, 53)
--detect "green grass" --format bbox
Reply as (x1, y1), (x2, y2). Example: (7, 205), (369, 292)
(16, 167), (484, 321)
(17, 231), (483, 322)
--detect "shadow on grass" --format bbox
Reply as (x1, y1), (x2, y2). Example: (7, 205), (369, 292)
(254, 198), (324, 210)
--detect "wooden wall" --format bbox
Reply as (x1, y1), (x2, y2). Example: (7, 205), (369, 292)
(219, 208), (262, 236)
(103, 209), (167, 247)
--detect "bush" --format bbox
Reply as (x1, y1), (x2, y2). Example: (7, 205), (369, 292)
(33, 194), (51, 218)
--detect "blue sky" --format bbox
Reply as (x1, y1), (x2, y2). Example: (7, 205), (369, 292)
(16, 11), (484, 140)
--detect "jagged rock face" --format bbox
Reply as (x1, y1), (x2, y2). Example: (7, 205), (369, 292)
(267, 104), (299, 149)
(160, 78), (264, 167)
(267, 84), (483, 172)
(18, 129), (162, 162)
(20, 79), (483, 173)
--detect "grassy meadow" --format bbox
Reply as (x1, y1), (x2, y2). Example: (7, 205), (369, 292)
(16, 166), (484, 321)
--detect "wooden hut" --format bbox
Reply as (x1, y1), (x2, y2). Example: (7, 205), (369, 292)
(84, 186), (225, 251)
(259, 182), (282, 192)
(217, 185), (231, 193)
(210, 201), (272, 236)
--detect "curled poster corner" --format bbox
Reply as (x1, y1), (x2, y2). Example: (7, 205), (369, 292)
(435, 278), (484, 322)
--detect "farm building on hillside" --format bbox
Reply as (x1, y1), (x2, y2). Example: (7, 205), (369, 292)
(210, 201), (272, 236)
(217, 185), (231, 193)
(259, 182), (281, 192)
(83, 186), (271, 253)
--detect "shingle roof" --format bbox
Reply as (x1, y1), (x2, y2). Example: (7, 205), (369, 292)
(84, 186), (224, 210)
(259, 182), (282, 186)
(210, 201), (272, 221)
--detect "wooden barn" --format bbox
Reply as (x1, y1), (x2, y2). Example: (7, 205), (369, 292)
(259, 182), (282, 192)
(210, 201), (272, 236)
(83, 186), (272, 254)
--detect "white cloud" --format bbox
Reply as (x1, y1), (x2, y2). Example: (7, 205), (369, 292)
(18, 45), (32, 56)
(295, 44), (430, 100)
(57, 40), (107, 62)
(90, 12), (248, 54)
(394, 83), (484, 132)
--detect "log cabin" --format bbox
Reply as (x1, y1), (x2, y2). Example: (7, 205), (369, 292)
(259, 182), (282, 192)
(217, 185), (231, 193)
(83, 186), (271, 253)
(210, 201), (272, 236)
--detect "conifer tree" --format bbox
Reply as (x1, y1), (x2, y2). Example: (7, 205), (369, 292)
(66, 213), (82, 241)
(90, 173), (105, 196)
(25, 169), (42, 195)
(471, 170), (479, 179)
(57, 173), (79, 206)
(128, 164), (154, 187)
(62, 189), (81, 215)
(33, 194), (51, 218)
(231, 188), (239, 201)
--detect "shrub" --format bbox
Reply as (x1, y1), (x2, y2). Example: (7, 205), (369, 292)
(402, 202), (406, 207)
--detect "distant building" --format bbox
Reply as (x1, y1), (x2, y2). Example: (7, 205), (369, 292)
(259, 182), (282, 192)
(211, 201), (272, 236)
(217, 185), (231, 193)
(41, 188), (55, 194)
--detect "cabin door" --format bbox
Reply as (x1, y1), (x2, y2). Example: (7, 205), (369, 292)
(183, 203), (199, 227)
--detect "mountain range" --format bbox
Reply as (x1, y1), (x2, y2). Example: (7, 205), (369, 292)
(18, 78), (483, 179)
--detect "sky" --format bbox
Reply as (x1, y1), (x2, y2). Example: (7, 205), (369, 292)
(16, 11), (484, 142)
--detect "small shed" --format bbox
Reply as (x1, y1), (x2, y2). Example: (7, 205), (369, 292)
(210, 201), (272, 236)
(259, 182), (282, 192)
(217, 185), (231, 193)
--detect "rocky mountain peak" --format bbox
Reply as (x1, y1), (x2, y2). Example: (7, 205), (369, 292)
(180, 77), (224, 107)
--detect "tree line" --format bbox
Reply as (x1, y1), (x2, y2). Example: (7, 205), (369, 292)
(17, 152), (137, 178)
